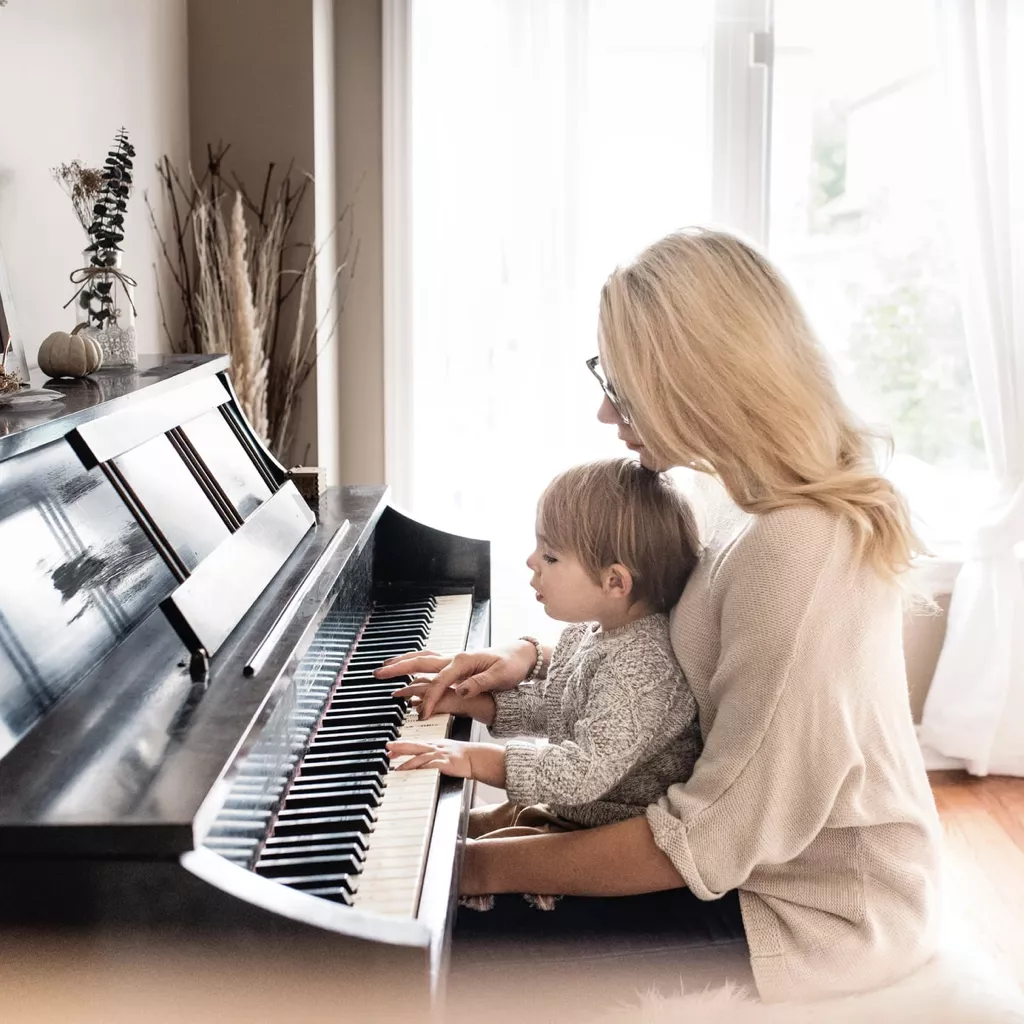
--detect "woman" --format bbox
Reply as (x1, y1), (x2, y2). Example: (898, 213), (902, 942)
(377, 228), (942, 1003)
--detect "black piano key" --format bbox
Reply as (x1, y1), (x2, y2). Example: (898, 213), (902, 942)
(262, 829), (368, 850)
(308, 726), (398, 745)
(256, 853), (363, 879)
(301, 741), (385, 757)
(333, 683), (408, 697)
(306, 740), (396, 760)
(257, 840), (365, 861)
(263, 872), (357, 891)
(271, 813), (372, 837)
(277, 800), (376, 820)
(334, 681), (409, 694)
(364, 627), (427, 637)
(326, 696), (404, 712)
(298, 886), (353, 905)
(297, 755), (389, 776)
(353, 637), (427, 652)
(324, 706), (405, 720)
(288, 774), (384, 795)
(305, 739), (394, 759)
(307, 712), (402, 730)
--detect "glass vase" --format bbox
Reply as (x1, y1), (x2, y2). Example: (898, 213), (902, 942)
(78, 250), (138, 369)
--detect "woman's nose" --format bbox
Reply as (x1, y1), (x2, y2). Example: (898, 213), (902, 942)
(526, 551), (539, 572)
(597, 395), (621, 425)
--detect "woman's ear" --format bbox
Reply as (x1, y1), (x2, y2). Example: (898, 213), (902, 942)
(604, 563), (634, 600)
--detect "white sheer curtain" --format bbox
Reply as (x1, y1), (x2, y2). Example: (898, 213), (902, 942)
(408, 0), (714, 641)
(918, 0), (1024, 776)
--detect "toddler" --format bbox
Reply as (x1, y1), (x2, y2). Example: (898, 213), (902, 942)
(386, 458), (703, 906)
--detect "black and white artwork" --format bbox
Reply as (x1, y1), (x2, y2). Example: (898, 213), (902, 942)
(0, 238), (29, 383)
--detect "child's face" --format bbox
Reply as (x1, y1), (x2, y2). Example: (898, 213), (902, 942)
(526, 535), (610, 623)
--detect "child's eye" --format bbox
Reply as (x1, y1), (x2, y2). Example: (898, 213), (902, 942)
(542, 554), (558, 565)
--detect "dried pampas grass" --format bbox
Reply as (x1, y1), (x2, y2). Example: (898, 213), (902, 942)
(148, 144), (356, 459)
(227, 193), (269, 439)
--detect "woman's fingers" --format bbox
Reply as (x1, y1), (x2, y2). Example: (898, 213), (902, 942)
(389, 679), (432, 699)
(418, 652), (499, 718)
(375, 652), (449, 679)
(380, 649), (440, 668)
(453, 666), (508, 700)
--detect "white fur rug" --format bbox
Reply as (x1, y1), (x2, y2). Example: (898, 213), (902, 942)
(596, 938), (1024, 1024)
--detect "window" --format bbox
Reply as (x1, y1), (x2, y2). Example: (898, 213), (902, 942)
(402, 0), (984, 638)
(769, 0), (989, 551)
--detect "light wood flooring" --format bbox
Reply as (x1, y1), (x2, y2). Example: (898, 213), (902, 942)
(930, 771), (1024, 989)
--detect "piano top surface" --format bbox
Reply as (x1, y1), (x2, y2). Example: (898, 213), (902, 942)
(0, 354), (229, 461)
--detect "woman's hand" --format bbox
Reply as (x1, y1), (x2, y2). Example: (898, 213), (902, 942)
(375, 640), (538, 719)
(395, 682), (496, 726)
(386, 740), (507, 788)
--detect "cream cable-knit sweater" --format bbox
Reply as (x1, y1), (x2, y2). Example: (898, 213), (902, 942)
(646, 483), (943, 1002)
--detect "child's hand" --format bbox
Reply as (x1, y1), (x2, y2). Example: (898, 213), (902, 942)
(386, 740), (506, 787)
(393, 681), (496, 725)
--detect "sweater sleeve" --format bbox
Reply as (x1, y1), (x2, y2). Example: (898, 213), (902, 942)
(490, 685), (549, 738)
(504, 644), (695, 807)
(489, 623), (586, 738)
(647, 511), (888, 900)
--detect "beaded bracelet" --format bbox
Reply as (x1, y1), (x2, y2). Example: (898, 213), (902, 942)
(519, 635), (545, 682)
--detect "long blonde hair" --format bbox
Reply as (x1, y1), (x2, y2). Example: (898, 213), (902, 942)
(598, 227), (925, 580)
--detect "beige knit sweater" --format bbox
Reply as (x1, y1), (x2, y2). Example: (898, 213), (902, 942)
(646, 482), (943, 1003)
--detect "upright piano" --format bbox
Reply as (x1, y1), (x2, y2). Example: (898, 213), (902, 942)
(0, 355), (489, 999)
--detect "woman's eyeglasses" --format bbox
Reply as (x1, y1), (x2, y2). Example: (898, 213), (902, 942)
(586, 355), (631, 424)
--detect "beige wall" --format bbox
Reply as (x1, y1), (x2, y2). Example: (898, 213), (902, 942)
(186, 0), (381, 480)
(0, 0), (189, 363)
(336, 0), (385, 486)
(187, 0), (325, 471)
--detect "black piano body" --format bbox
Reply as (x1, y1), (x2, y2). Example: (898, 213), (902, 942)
(0, 355), (489, 998)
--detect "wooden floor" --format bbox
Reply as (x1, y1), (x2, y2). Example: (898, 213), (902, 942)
(930, 771), (1024, 988)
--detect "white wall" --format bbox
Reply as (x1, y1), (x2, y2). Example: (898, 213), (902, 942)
(0, 0), (190, 363)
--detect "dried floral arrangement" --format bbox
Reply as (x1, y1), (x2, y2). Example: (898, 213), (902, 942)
(148, 144), (356, 459)
(51, 160), (105, 238)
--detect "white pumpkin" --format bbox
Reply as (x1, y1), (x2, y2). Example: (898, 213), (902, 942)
(37, 327), (103, 378)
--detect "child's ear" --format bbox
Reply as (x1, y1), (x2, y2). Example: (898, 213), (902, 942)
(605, 563), (634, 599)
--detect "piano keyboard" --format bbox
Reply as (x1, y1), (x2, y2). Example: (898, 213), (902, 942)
(203, 593), (473, 918)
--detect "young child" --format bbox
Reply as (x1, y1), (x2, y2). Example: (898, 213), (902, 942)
(386, 458), (703, 906)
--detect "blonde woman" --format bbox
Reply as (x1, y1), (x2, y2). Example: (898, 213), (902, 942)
(377, 228), (942, 1003)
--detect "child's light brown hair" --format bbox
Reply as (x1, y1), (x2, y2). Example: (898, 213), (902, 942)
(537, 459), (700, 612)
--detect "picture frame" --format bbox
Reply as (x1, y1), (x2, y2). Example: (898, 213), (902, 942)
(0, 236), (30, 383)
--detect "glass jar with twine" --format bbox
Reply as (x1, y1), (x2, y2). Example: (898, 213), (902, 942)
(65, 250), (138, 368)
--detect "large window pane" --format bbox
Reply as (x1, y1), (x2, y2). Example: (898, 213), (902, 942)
(411, 0), (714, 637)
(769, 0), (991, 548)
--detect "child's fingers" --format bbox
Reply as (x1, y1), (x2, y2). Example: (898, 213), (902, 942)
(386, 740), (437, 757)
(394, 751), (445, 772)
